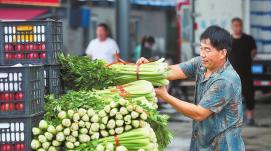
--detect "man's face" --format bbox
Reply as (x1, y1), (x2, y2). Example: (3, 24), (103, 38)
(96, 26), (108, 41)
(200, 39), (227, 70)
(231, 21), (243, 35)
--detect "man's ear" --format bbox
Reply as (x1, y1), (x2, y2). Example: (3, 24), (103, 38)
(220, 49), (227, 59)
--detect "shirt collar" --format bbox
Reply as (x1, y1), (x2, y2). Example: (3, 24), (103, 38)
(199, 59), (230, 82)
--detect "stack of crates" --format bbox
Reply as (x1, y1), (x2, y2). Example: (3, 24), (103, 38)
(0, 20), (63, 151)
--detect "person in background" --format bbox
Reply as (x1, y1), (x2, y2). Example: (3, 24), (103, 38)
(85, 23), (119, 63)
(133, 36), (147, 62)
(140, 36), (155, 59)
(230, 17), (257, 126)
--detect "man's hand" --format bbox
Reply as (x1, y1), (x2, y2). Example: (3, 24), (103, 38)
(155, 86), (169, 100)
(136, 57), (150, 64)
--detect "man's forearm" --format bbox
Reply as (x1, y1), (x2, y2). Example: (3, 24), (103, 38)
(161, 94), (212, 121)
(167, 65), (188, 80)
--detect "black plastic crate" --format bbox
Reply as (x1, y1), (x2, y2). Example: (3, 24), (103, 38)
(0, 113), (43, 151)
(0, 20), (63, 65)
(44, 65), (63, 98)
(0, 65), (44, 117)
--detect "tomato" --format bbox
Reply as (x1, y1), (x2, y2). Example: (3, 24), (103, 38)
(41, 43), (46, 50)
(5, 144), (11, 151)
(27, 53), (38, 59)
(15, 92), (23, 100)
(5, 103), (15, 111)
(15, 44), (24, 51)
(15, 144), (20, 150)
(15, 103), (24, 111)
(1, 93), (14, 101)
(4, 44), (13, 52)
(40, 53), (46, 59)
(14, 53), (24, 60)
(1, 144), (6, 151)
(5, 53), (13, 60)
(1, 103), (5, 110)
(20, 144), (25, 151)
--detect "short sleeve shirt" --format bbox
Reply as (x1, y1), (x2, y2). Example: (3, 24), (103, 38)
(179, 57), (245, 151)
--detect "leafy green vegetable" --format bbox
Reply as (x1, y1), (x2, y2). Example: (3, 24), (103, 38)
(58, 53), (119, 91)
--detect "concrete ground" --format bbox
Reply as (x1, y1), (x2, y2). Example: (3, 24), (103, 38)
(164, 93), (271, 151)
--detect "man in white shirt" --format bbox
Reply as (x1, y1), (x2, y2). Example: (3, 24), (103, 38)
(85, 23), (119, 63)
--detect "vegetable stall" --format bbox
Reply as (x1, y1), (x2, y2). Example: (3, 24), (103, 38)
(30, 54), (173, 151)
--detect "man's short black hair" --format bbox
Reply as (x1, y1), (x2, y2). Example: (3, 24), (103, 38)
(98, 23), (109, 33)
(200, 25), (232, 55)
(231, 17), (243, 25)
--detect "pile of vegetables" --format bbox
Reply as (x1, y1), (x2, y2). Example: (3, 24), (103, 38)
(38, 54), (173, 150)
(44, 88), (172, 150)
(32, 99), (158, 151)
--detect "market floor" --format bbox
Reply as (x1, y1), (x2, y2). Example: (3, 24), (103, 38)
(165, 101), (271, 151)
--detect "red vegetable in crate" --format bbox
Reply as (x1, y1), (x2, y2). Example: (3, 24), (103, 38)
(27, 53), (39, 59)
(15, 92), (23, 100)
(40, 53), (46, 59)
(5, 53), (13, 60)
(14, 53), (24, 60)
(16, 143), (24, 150)
(1, 144), (6, 151)
(15, 103), (24, 110)
(4, 44), (13, 51)
(0, 93), (14, 101)
(15, 44), (24, 51)
(41, 43), (46, 50)
(1, 103), (5, 110)
(4, 103), (15, 111)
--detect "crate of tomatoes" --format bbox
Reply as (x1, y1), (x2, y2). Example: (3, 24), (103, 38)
(0, 112), (43, 151)
(0, 65), (44, 117)
(0, 20), (63, 65)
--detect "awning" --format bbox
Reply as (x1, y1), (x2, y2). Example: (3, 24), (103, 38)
(0, 8), (48, 20)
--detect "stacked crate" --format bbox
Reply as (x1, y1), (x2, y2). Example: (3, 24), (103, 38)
(0, 20), (63, 151)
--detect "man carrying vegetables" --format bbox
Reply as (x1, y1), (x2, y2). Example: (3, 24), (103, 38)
(137, 25), (245, 151)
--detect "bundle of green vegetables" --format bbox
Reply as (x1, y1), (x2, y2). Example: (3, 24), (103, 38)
(108, 58), (169, 86)
(44, 92), (172, 150)
(58, 54), (169, 91)
(32, 99), (155, 151)
(95, 80), (158, 109)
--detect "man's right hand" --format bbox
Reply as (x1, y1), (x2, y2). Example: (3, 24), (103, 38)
(136, 57), (150, 64)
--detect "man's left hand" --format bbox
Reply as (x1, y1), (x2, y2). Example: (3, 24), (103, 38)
(155, 86), (169, 100)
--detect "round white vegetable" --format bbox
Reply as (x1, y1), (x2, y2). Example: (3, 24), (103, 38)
(56, 132), (65, 142)
(67, 109), (75, 118)
(87, 108), (96, 117)
(79, 120), (86, 128)
(62, 119), (71, 127)
(91, 114), (99, 123)
(44, 132), (53, 141)
(73, 113), (80, 122)
(66, 142), (75, 149)
(96, 144), (105, 151)
(82, 114), (90, 122)
(38, 135), (47, 143)
(58, 111), (67, 119)
(116, 146), (128, 151)
(79, 134), (91, 143)
(47, 125), (57, 135)
(56, 124), (63, 132)
(52, 140), (61, 147)
(78, 108), (87, 117)
(71, 122), (79, 131)
(32, 127), (42, 136)
(31, 139), (41, 149)
(39, 120), (48, 130)
(64, 128), (71, 136)
(42, 142), (50, 150)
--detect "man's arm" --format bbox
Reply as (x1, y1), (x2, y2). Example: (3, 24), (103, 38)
(167, 64), (188, 80)
(156, 87), (213, 121)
